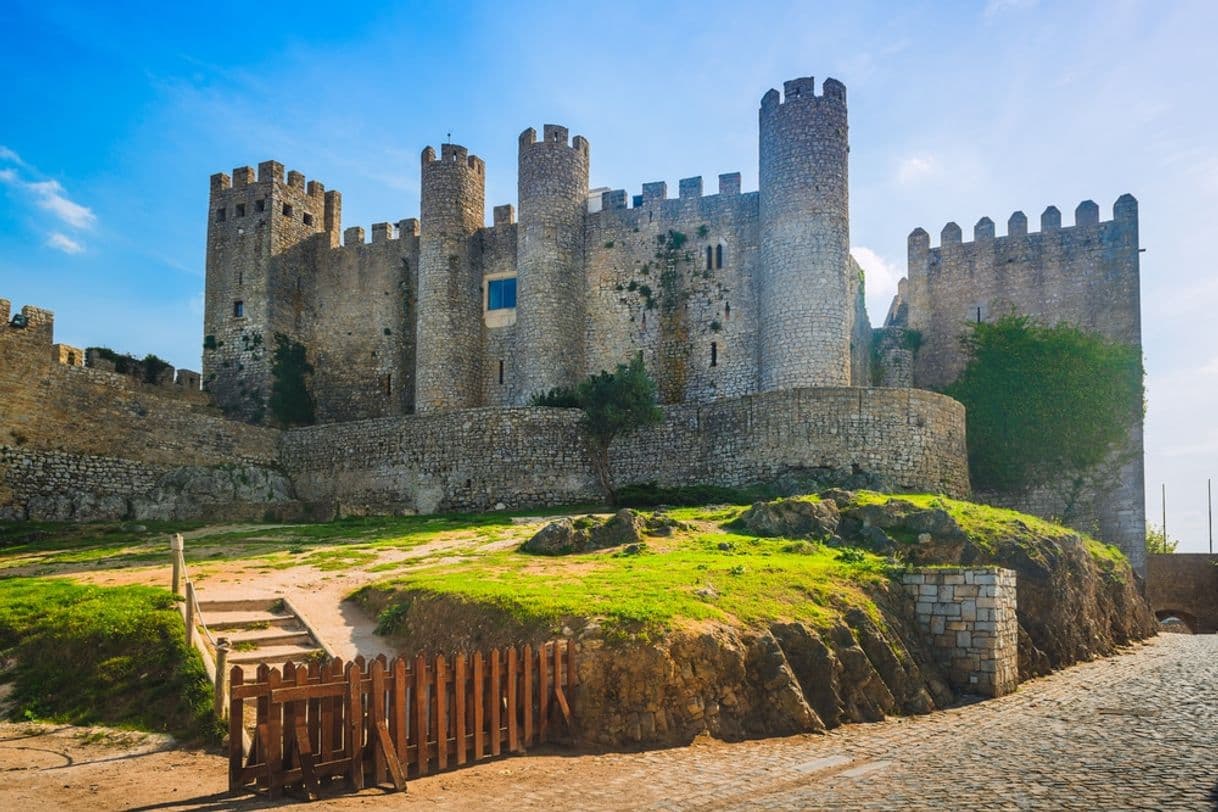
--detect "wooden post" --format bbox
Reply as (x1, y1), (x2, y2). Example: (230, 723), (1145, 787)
(184, 581), (196, 648)
(214, 638), (230, 721)
(228, 666), (244, 792)
(170, 534), (184, 597)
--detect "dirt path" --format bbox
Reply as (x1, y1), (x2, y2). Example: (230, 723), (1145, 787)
(3, 635), (1215, 811)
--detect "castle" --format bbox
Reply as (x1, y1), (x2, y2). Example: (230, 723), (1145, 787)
(0, 74), (1145, 571)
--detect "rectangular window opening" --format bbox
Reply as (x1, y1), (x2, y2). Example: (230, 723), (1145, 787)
(282, 203), (294, 218)
(498, 359), (505, 385)
(215, 207), (226, 222)
(705, 246), (713, 271)
(235, 203), (246, 217)
(487, 277), (518, 310)
(303, 212), (314, 227)
(255, 199), (266, 213)
(233, 300), (244, 318)
(710, 341), (718, 367)
(716, 244), (724, 269)
(384, 374), (392, 395)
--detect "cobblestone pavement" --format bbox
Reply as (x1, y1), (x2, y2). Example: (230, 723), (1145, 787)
(1, 635), (1214, 810)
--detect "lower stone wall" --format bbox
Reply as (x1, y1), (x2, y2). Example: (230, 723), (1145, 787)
(280, 387), (970, 515)
(0, 446), (305, 522)
(1146, 553), (1218, 634)
(902, 568), (1019, 697)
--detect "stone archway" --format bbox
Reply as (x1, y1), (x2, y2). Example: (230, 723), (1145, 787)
(1154, 609), (1199, 634)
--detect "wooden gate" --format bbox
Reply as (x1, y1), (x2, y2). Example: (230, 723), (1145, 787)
(229, 641), (576, 799)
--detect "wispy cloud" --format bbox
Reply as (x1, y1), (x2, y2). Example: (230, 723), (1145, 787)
(46, 232), (84, 254)
(896, 154), (938, 185)
(0, 152), (96, 251)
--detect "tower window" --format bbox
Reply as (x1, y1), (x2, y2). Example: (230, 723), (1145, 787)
(282, 203), (294, 218)
(303, 212), (314, 226)
(255, 199), (266, 213)
(724, 301), (731, 320)
(487, 277), (517, 310)
(384, 374), (392, 395)
(235, 203), (246, 217)
(67, 352), (76, 366)
(238, 271), (243, 285)
(710, 341), (718, 367)
(233, 300), (244, 318)
(706, 246), (713, 270)
(215, 207), (226, 222)
(716, 244), (724, 268)
(498, 359), (505, 385)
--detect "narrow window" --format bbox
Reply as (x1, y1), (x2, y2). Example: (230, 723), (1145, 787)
(724, 301), (731, 320)
(710, 342), (718, 367)
(282, 203), (294, 218)
(303, 212), (314, 227)
(487, 277), (518, 310)
(976, 307), (982, 324)
(238, 271), (243, 285)
(215, 207), (226, 222)
(706, 246), (713, 270)
(67, 352), (76, 366)
(233, 300), (244, 318)
(255, 199), (266, 213)
(716, 244), (724, 269)
(235, 203), (246, 217)
(385, 374), (392, 395)
(498, 359), (505, 385)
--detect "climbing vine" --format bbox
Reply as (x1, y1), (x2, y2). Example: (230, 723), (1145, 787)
(269, 333), (316, 427)
(946, 315), (1142, 493)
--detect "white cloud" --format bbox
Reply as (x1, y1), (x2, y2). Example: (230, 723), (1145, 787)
(896, 154), (938, 185)
(46, 232), (84, 254)
(851, 246), (905, 325)
(26, 179), (96, 229)
(1201, 356), (1218, 376)
(0, 145), (24, 166)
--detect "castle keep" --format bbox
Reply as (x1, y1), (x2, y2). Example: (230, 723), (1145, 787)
(0, 74), (1146, 569)
(202, 78), (865, 423)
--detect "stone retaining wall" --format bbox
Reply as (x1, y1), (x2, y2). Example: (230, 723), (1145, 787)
(903, 567), (1019, 697)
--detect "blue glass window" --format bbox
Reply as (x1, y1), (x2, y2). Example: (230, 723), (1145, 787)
(488, 277), (517, 310)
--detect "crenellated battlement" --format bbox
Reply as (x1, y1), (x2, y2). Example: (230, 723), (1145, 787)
(0, 300), (54, 336)
(617, 170), (746, 208)
(910, 196), (1139, 258)
(518, 125), (590, 157)
(760, 76), (847, 111)
(339, 218), (422, 247)
(421, 144), (486, 175)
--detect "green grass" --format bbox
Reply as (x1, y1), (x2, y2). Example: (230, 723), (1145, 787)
(360, 529), (892, 640)
(0, 578), (221, 742)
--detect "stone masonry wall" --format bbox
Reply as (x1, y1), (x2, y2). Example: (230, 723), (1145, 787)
(280, 387), (970, 514)
(902, 196), (1145, 571)
(903, 567), (1019, 697)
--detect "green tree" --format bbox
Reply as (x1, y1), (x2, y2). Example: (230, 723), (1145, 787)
(946, 315), (1143, 493)
(1145, 523), (1179, 554)
(269, 333), (315, 427)
(534, 355), (663, 504)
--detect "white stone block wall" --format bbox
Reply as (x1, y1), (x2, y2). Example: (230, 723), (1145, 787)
(902, 567), (1018, 697)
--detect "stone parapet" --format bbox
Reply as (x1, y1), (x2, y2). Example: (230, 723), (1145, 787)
(903, 567), (1019, 697)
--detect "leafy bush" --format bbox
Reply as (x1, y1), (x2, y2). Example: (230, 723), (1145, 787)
(946, 315), (1142, 492)
(269, 333), (315, 426)
(530, 386), (580, 408)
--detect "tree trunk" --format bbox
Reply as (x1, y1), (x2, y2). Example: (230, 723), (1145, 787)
(589, 442), (616, 507)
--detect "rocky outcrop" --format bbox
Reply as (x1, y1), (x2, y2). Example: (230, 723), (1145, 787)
(521, 509), (687, 555)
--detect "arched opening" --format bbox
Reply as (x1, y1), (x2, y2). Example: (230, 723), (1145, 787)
(1155, 609), (1199, 634)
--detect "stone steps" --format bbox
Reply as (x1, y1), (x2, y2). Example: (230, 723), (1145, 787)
(194, 595), (330, 668)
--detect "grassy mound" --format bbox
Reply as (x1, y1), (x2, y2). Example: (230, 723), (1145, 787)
(0, 578), (221, 742)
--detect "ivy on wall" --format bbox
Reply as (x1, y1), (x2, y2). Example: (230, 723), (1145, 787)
(269, 333), (315, 427)
(946, 315), (1143, 493)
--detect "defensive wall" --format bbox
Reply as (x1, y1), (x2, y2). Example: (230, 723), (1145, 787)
(280, 387), (969, 515)
(890, 196), (1145, 572)
(1145, 554), (1218, 634)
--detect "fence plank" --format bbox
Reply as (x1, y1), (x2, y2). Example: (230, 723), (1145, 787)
(254, 664), (270, 789)
(553, 641), (571, 728)
(371, 659), (387, 786)
(415, 652), (429, 776)
(229, 666), (244, 791)
(435, 655), (448, 770)
(539, 644), (549, 742)
(454, 654), (467, 766)
(473, 651), (485, 760)
(489, 648), (502, 757)
(347, 663), (364, 790)
(392, 657), (407, 770)
(522, 644), (534, 747)
(374, 719), (407, 791)
(507, 647), (519, 753)
(567, 639), (577, 695)
(266, 668), (284, 799)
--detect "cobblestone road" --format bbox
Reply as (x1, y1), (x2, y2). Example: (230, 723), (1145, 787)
(1, 635), (1214, 810)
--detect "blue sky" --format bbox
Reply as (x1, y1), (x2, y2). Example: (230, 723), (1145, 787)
(1, 0), (1215, 550)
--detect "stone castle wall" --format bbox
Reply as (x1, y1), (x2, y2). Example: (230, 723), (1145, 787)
(279, 387), (969, 515)
(902, 568), (1019, 697)
(897, 197), (1145, 570)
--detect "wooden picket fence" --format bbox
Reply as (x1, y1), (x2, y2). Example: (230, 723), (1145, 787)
(228, 641), (576, 800)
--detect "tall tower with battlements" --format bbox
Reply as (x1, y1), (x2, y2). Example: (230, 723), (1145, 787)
(514, 125), (589, 403)
(203, 160), (341, 422)
(757, 76), (851, 391)
(415, 144), (486, 412)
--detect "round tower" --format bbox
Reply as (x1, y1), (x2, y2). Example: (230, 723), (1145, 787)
(514, 125), (589, 403)
(758, 76), (850, 391)
(416, 143), (486, 412)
